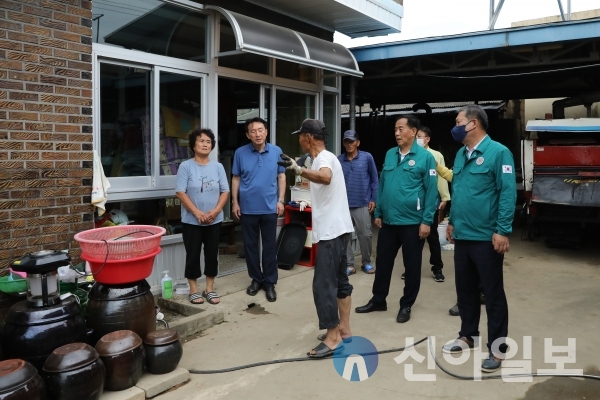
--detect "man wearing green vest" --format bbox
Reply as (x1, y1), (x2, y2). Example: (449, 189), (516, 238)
(355, 115), (438, 324)
(441, 105), (516, 373)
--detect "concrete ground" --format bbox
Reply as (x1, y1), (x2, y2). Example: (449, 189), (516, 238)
(159, 230), (600, 400)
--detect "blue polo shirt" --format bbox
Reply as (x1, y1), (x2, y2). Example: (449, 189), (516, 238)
(338, 150), (379, 208)
(232, 143), (285, 215)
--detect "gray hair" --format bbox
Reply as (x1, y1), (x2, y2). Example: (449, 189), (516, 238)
(459, 105), (488, 131)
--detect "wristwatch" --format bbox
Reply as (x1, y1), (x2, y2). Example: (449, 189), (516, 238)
(278, 200), (285, 204)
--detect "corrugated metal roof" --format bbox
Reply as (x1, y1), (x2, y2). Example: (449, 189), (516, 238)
(243, 0), (403, 38)
(341, 100), (504, 114)
(351, 17), (600, 62)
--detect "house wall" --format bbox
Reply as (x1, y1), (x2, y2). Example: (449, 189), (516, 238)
(0, 0), (94, 279)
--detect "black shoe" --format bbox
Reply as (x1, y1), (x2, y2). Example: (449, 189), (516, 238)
(355, 301), (387, 313)
(480, 293), (486, 304)
(449, 303), (459, 316)
(432, 269), (445, 282)
(246, 281), (261, 296)
(396, 307), (411, 323)
(265, 286), (277, 302)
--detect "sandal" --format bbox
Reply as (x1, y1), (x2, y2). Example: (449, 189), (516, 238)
(202, 290), (220, 305)
(317, 333), (353, 343)
(346, 267), (356, 276)
(189, 292), (204, 304)
(307, 342), (343, 359)
(361, 264), (376, 274)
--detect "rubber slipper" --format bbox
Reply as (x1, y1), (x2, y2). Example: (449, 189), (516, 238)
(361, 264), (375, 274)
(346, 267), (356, 276)
(307, 342), (344, 358)
(202, 290), (220, 305)
(317, 333), (353, 343)
(189, 292), (204, 304)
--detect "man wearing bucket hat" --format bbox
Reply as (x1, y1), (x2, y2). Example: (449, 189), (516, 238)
(278, 119), (354, 359)
(338, 130), (378, 276)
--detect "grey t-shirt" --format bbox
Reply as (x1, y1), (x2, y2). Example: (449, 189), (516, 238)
(175, 159), (230, 226)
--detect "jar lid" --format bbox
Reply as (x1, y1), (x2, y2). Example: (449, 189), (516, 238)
(0, 359), (39, 394)
(43, 343), (99, 373)
(144, 329), (180, 346)
(95, 330), (142, 357)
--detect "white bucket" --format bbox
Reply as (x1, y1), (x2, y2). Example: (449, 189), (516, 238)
(437, 222), (449, 246)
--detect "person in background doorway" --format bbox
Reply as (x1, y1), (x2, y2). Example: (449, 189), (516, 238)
(232, 117), (286, 302)
(338, 130), (379, 276)
(441, 105), (516, 373)
(176, 128), (230, 305)
(278, 119), (354, 358)
(355, 115), (438, 324)
(416, 126), (450, 282)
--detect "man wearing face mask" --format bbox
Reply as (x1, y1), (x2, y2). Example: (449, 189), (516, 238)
(355, 115), (438, 323)
(441, 105), (516, 373)
(416, 126), (450, 283)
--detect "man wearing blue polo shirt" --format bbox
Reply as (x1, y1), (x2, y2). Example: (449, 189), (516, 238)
(232, 117), (286, 302)
(338, 130), (379, 276)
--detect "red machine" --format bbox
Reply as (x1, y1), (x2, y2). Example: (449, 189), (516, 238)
(521, 118), (600, 245)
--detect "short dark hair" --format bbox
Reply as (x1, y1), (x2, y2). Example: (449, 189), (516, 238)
(419, 126), (432, 137)
(459, 105), (489, 131)
(245, 117), (267, 133)
(188, 128), (216, 151)
(396, 114), (420, 131)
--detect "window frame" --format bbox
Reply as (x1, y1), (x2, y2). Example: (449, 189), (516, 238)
(93, 44), (211, 201)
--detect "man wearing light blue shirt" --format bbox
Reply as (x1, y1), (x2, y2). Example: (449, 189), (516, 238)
(232, 117), (286, 302)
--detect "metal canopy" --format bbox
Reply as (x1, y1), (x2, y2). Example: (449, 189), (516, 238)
(242, 0), (403, 38)
(345, 18), (600, 105)
(209, 6), (363, 77)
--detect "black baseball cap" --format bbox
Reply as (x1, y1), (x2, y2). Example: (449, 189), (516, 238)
(291, 119), (327, 136)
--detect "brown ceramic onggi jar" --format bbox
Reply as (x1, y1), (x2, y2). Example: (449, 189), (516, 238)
(0, 359), (47, 400)
(144, 329), (183, 375)
(95, 330), (145, 391)
(86, 279), (156, 346)
(42, 343), (105, 400)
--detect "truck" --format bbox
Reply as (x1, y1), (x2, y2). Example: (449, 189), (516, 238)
(521, 118), (600, 247)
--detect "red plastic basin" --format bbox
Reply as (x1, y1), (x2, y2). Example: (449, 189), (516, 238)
(82, 248), (161, 285)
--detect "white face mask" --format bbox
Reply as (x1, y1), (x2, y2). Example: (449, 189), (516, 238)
(416, 138), (425, 147)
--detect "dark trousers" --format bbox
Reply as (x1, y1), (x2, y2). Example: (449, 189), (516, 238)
(241, 213), (278, 288)
(372, 224), (424, 309)
(426, 210), (444, 271)
(182, 222), (221, 279)
(454, 240), (508, 354)
(313, 233), (353, 330)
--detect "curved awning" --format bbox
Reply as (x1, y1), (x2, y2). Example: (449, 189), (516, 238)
(207, 6), (362, 77)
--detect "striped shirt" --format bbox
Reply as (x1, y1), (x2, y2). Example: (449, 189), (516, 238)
(338, 150), (379, 208)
